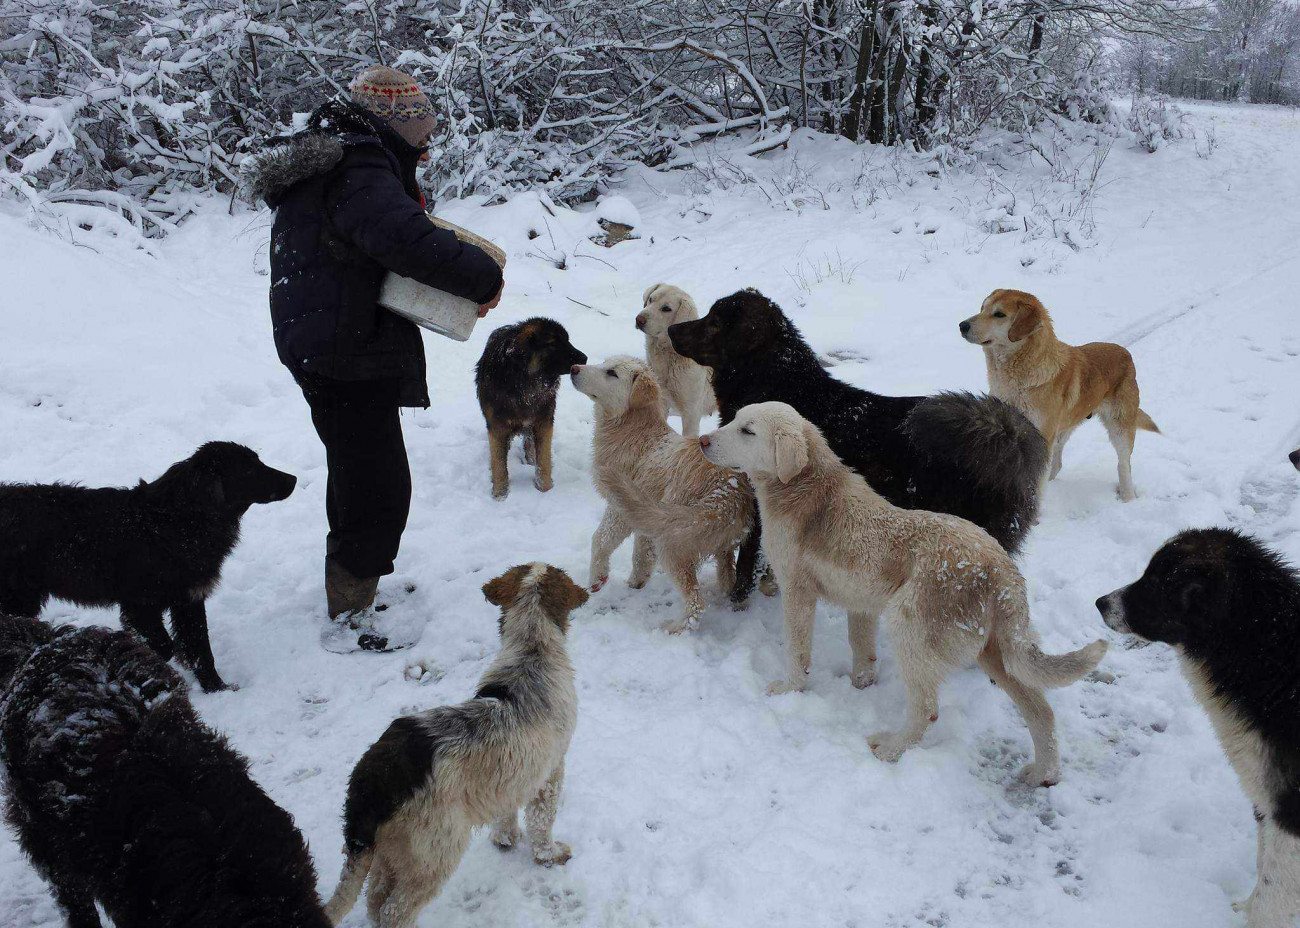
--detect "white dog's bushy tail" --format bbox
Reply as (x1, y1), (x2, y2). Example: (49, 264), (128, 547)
(1004, 637), (1108, 690)
(324, 848), (373, 925)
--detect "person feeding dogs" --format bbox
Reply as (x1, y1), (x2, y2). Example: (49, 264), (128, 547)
(245, 66), (505, 652)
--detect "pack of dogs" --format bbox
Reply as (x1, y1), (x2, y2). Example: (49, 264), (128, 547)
(1, 285), (1298, 928)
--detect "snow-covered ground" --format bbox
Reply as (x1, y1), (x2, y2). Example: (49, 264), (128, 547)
(3, 100), (1300, 928)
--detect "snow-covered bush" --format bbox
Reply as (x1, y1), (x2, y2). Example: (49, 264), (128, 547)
(1126, 95), (1187, 152)
(0, 0), (1199, 235)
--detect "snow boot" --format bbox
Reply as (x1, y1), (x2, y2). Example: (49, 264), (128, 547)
(323, 559), (389, 652)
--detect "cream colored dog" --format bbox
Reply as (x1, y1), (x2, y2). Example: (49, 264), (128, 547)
(701, 402), (1107, 784)
(636, 284), (716, 438)
(571, 356), (753, 633)
(960, 289), (1159, 502)
(325, 563), (585, 927)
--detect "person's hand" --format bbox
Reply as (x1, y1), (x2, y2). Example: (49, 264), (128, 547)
(478, 283), (503, 318)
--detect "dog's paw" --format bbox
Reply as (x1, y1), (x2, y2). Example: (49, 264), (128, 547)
(626, 575), (649, 590)
(1117, 485), (1138, 503)
(1231, 891), (1256, 916)
(491, 484), (510, 501)
(533, 841), (572, 868)
(197, 674), (233, 693)
(867, 731), (909, 763)
(758, 570), (780, 597)
(588, 575), (608, 593)
(765, 679), (804, 696)
(533, 473), (554, 493)
(661, 615), (698, 635)
(1018, 762), (1061, 787)
(491, 821), (523, 850)
(850, 664), (878, 689)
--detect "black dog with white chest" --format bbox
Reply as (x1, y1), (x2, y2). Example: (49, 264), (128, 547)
(0, 442), (296, 691)
(1097, 528), (1300, 928)
(668, 289), (1047, 602)
(0, 615), (330, 928)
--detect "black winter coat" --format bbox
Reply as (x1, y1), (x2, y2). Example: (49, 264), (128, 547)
(245, 101), (503, 407)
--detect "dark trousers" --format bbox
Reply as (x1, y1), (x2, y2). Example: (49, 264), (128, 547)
(303, 379), (411, 579)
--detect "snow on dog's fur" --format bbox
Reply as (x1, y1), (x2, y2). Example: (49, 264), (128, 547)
(0, 616), (330, 928)
(571, 356), (753, 634)
(702, 402), (1106, 785)
(325, 563), (585, 928)
(636, 284), (716, 438)
(1097, 530), (1300, 928)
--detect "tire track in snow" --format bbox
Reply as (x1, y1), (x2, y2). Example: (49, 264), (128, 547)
(1108, 248), (1300, 349)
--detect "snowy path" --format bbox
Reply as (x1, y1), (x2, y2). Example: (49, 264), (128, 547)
(2, 101), (1299, 928)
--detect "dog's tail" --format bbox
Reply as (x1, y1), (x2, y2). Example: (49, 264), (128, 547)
(0, 614), (58, 691)
(902, 392), (1048, 557)
(1003, 635), (1108, 690)
(324, 848), (374, 925)
(1136, 409), (1160, 434)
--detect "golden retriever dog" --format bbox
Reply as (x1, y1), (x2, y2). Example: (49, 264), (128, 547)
(701, 402), (1107, 784)
(571, 356), (753, 634)
(636, 284), (717, 438)
(960, 289), (1159, 502)
(324, 563), (586, 927)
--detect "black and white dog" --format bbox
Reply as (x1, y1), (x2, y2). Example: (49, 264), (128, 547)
(326, 563), (586, 927)
(0, 615), (330, 928)
(1097, 528), (1300, 928)
(0, 442), (296, 691)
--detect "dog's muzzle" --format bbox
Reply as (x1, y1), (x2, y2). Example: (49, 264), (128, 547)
(1095, 589), (1130, 633)
(958, 319), (974, 341)
(635, 313), (647, 331)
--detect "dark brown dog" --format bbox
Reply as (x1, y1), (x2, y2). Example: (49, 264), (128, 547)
(474, 318), (587, 499)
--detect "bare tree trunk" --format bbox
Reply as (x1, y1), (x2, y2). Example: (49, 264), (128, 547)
(844, 0), (879, 141)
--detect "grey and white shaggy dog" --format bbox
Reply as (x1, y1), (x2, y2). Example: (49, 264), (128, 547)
(0, 615), (330, 928)
(325, 563), (587, 927)
(1097, 529), (1300, 928)
(0, 441), (296, 691)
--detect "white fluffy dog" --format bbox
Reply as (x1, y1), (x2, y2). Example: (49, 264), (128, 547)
(701, 402), (1106, 784)
(636, 284), (716, 438)
(572, 356), (752, 633)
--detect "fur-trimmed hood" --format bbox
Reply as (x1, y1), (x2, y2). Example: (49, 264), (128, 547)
(241, 99), (425, 207)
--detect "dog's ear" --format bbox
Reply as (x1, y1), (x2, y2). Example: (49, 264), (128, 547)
(538, 566), (588, 631)
(628, 369), (661, 410)
(643, 283), (662, 306)
(772, 420), (810, 483)
(1008, 299), (1043, 343)
(483, 565), (530, 607)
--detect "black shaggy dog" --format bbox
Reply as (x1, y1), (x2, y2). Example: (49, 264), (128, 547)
(475, 317), (587, 500)
(1096, 529), (1300, 928)
(0, 615), (330, 928)
(668, 289), (1048, 601)
(0, 442), (296, 691)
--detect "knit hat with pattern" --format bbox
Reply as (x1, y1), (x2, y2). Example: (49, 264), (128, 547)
(349, 66), (436, 149)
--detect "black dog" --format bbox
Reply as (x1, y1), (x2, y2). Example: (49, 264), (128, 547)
(1097, 529), (1300, 925)
(0, 442), (296, 691)
(668, 289), (1047, 601)
(475, 317), (587, 499)
(0, 616), (330, 928)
